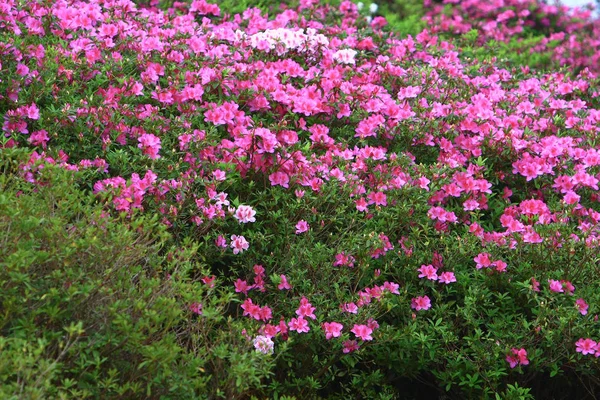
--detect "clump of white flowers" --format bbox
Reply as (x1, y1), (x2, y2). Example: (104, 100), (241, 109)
(253, 335), (274, 355)
(332, 49), (358, 65)
(236, 28), (329, 56)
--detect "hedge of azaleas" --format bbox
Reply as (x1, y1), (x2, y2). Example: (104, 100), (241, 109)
(1, 0), (600, 397)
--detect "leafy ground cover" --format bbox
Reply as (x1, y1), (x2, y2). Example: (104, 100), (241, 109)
(1, 0), (600, 398)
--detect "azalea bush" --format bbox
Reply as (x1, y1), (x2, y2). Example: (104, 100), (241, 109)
(1, 0), (600, 398)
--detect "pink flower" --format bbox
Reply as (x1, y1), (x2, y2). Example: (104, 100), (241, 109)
(366, 318), (379, 330)
(278, 274), (292, 290)
(575, 298), (589, 315)
(438, 271), (457, 284)
(234, 205), (256, 223)
(289, 317), (310, 333)
(411, 296), (431, 311)
(28, 129), (49, 148)
(418, 264), (438, 280)
(230, 235), (249, 254)
(506, 348), (529, 368)
(323, 322), (343, 340)
(269, 171), (290, 188)
(562, 280), (575, 295)
(473, 252), (493, 269)
(26, 103), (40, 120)
(355, 198), (368, 212)
(531, 277), (540, 292)
(563, 190), (580, 205)
(253, 335), (274, 355)
(234, 279), (251, 295)
(332, 49), (358, 65)
(296, 297), (316, 320)
(201, 275), (216, 288)
(493, 260), (507, 273)
(215, 235), (227, 248)
(341, 302), (358, 314)
(351, 324), (373, 341)
(342, 340), (360, 353)
(295, 220), (309, 234)
(368, 191), (387, 206)
(137, 133), (161, 160)
(548, 279), (564, 293)
(188, 302), (203, 315)
(213, 169), (226, 181)
(575, 338), (597, 355)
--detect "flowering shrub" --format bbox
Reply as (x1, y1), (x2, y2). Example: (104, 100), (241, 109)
(1, 0), (600, 398)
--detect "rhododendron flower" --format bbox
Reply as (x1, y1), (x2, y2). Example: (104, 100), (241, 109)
(215, 235), (227, 248)
(562, 280), (575, 295)
(269, 171), (290, 188)
(548, 279), (564, 293)
(28, 129), (49, 148)
(474, 253), (493, 269)
(323, 322), (343, 340)
(368, 191), (387, 206)
(355, 198), (368, 212)
(213, 169), (226, 181)
(438, 271), (457, 284)
(575, 299), (589, 315)
(332, 49), (358, 65)
(506, 348), (529, 368)
(201, 275), (216, 288)
(351, 324), (373, 341)
(253, 335), (274, 355)
(289, 317), (310, 333)
(341, 302), (358, 314)
(334, 252), (355, 268)
(234, 279), (251, 295)
(230, 235), (249, 254)
(278, 274), (292, 290)
(296, 297), (316, 320)
(137, 133), (161, 159)
(295, 220), (309, 234)
(366, 318), (379, 330)
(531, 277), (540, 292)
(411, 296), (431, 311)
(418, 264), (438, 280)
(188, 302), (202, 315)
(575, 338), (597, 355)
(493, 260), (507, 273)
(234, 205), (256, 223)
(382, 281), (400, 294)
(563, 190), (580, 205)
(343, 340), (360, 353)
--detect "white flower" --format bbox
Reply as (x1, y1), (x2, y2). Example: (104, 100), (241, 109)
(234, 205), (256, 223)
(357, 2), (364, 10)
(230, 235), (249, 254)
(253, 335), (274, 355)
(369, 3), (378, 14)
(332, 49), (358, 65)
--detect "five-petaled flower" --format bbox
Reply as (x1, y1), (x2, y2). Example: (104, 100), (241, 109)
(230, 235), (249, 254)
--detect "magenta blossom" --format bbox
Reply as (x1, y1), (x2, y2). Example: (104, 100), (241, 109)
(351, 324), (374, 341)
(438, 271), (457, 284)
(295, 220), (309, 234)
(506, 348), (529, 368)
(575, 338), (597, 355)
(230, 235), (249, 254)
(411, 296), (431, 311)
(234, 205), (256, 223)
(322, 322), (343, 340)
(575, 298), (589, 315)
